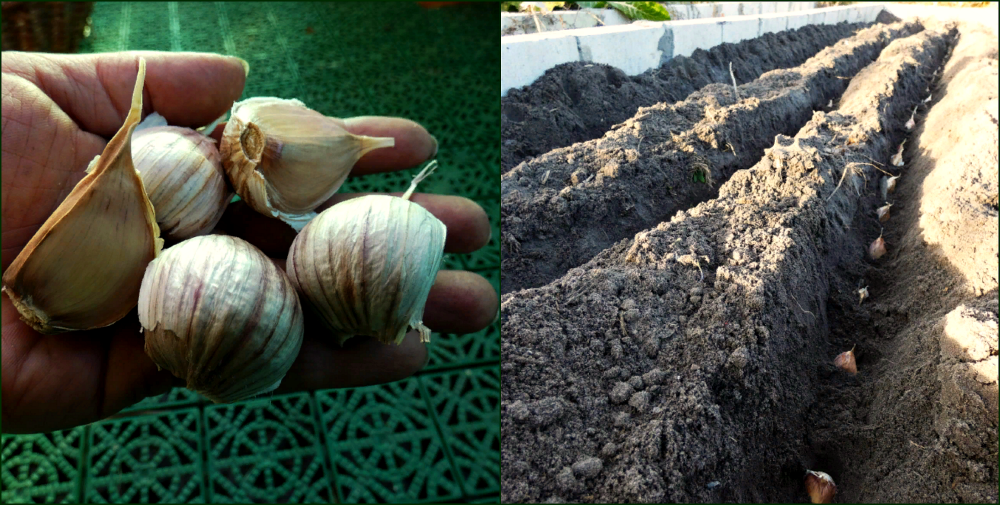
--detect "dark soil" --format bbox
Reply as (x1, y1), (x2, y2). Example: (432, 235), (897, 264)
(501, 20), (922, 295)
(500, 21), (997, 504)
(501, 22), (869, 174)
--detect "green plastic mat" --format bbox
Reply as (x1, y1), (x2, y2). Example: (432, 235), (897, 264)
(1, 2), (499, 503)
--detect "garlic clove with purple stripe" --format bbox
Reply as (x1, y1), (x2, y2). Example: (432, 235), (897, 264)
(138, 235), (304, 403)
(286, 162), (446, 346)
(132, 113), (233, 241)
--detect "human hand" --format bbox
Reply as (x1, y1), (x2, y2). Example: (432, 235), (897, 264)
(1, 51), (497, 434)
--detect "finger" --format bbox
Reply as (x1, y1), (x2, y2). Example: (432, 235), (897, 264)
(275, 331), (427, 393)
(341, 116), (438, 175)
(205, 116), (436, 175)
(423, 270), (499, 335)
(2, 51), (247, 137)
(216, 193), (491, 258)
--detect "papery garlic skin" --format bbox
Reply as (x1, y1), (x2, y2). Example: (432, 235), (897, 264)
(133, 116), (233, 241)
(287, 195), (447, 346)
(138, 235), (304, 403)
(1, 58), (162, 334)
(220, 97), (395, 231)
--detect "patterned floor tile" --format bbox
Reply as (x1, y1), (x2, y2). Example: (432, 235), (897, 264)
(317, 379), (462, 503)
(204, 393), (332, 503)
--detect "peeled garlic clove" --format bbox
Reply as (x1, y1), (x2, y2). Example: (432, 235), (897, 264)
(220, 97), (395, 231)
(138, 235), (304, 403)
(877, 203), (892, 223)
(287, 166), (446, 346)
(834, 345), (858, 374)
(805, 470), (837, 504)
(1, 58), (162, 334)
(869, 235), (887, 260)
(132, 116), (233, 241)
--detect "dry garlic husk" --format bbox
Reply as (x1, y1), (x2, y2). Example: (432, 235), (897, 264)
(858, 286), (869, 305)
(287, 162), (446, 346)
(138, 235), (304, 403)
(834, 345), (858, 374)
(805, 470), (837, 504)
(220, 97), (395, 231)
(131, 113), (233, 241)
(1, 58), (162, 334)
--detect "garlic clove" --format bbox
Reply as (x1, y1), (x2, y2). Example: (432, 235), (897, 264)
(858, 286), (869, 305)
(220, 97), (395, 231)
(132, 119), (233, 241)
(287, 162), (446, 346)
(288, 195), (446, 345)
(834, 345), (858, 374)
(138, 235), (304, 403)
(869, 235), (887, 260)
(805, 470), (837, 504)
(1, 58), (162, 334)
(890, 152), (904, 167)
(876, 203), (892, 223)
(881, 175), (900, 200)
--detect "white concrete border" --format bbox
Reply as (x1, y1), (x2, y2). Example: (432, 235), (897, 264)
(501, 3), (884, 96)
(501, 2), (820, 36)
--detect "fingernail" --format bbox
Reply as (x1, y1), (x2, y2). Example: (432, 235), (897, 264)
(427, 134), (438, 161)
(237, 57), (250, 77)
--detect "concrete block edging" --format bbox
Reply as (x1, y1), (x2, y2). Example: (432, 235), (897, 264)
(502, 3), (887, 96)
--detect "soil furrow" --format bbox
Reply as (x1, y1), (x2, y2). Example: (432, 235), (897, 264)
(501, 22), (868, 173)
(501, 23), (951, 504)
(807, 18), (998, 503)
(501, 20), (921, 295)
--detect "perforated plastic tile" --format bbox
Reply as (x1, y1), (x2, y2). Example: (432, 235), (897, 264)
(316, 379), (462, 503)
(1, 428), (86, 503)
(203, 393), (332, 503)
(420, 367), (500, 497)
(121, 387), (204, 413)
(85, 409), (204, 503)
(426, 322), (500, 372)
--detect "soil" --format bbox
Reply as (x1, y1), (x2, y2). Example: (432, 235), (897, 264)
(500, 18), (999, 504)
(501, 20), (922, 295)
(501, 22), (868, 174)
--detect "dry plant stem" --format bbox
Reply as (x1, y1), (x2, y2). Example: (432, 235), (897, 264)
(729, 61), (740, 103)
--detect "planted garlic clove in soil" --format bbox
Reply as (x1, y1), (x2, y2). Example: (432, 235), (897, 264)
(220, 97), (395, 231)
(1, 58), (163, 334)
(805, 470), (837, 504)
(834, 345), (858, 374)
